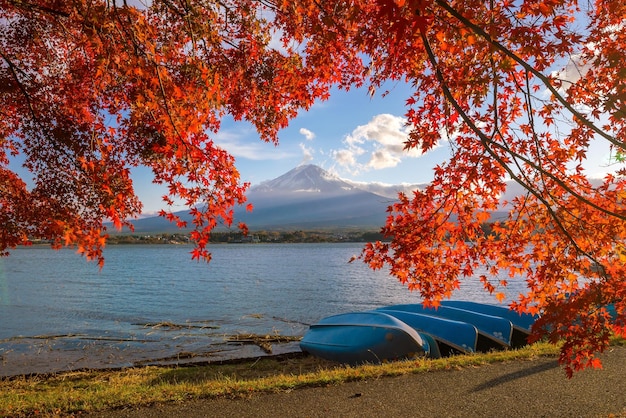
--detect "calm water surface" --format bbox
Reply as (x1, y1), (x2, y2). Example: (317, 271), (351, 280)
(0, 243), (527, 376)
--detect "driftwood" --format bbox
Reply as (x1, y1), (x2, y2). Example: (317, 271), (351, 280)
(225, 334), (302, 354)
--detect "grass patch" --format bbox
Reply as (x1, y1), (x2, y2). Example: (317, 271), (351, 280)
(0, 342), (567, 417)
(4, 338), (625, 416)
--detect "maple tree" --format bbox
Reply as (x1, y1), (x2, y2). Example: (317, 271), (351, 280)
(1, 0), (624, 375)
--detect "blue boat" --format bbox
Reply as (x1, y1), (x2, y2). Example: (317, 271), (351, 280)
(440, 300), (537, 347)
(376, 309), (479, 355)
(299, 311), (432, 365)
(301, 301), (545, 364)
(440, 300), (537, 331)
(378, 304), (513, 350)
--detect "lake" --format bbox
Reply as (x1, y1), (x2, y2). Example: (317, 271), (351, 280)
(0, 243), (526, 376)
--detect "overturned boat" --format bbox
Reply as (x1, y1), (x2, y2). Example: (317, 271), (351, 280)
(378, 306), (511, 352)
(300, 301), (539, 364)
(299, 311), (435, 365)
(440, 300), (536, 347)
(376, 309), (482, 355)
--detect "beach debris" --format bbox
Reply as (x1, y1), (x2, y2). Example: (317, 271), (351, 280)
(225, 334), (302, 354)
(135, 321), (220, 331)
(271, 316), (311, 326)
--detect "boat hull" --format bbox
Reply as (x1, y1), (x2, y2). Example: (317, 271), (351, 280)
(378, 304), (513, 349)
(376, 309), (479, 355)
(440, 300), (537, 347)
(440, 301), (537, 331)
(300, 311), (429, 365)
(301, 301), (542, 364)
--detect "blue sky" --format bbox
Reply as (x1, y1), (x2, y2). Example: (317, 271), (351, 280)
(137, 81), (461, 214)
(135, 77), (616, 214)
(6, 79), (449, 215)
(6, 70), (616, 216)
(218, 83), (452, 181)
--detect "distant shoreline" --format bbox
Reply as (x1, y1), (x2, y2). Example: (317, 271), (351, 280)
(26, 230), (389, 247)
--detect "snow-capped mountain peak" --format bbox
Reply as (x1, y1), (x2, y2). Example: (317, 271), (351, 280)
(251, 164), (426, 199)
(251, 164), (357, 194)
(127, 164), (425, 232)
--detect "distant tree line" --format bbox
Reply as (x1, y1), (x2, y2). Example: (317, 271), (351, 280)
(105, 230), (388, 245)
(38, 225), (504, 246)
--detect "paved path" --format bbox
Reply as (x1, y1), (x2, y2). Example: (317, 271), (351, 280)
(90, 346), (626, 418)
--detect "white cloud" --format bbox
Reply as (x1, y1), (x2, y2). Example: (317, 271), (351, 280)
(344, 179), (425, 198)
(125, 0), (151, 9)
(332, 113), (432, 172)
(299, 142), (314, 164)
(214, 129), (296, 160)
(552, 53), (591, 90)
(332, 149), (358, 168)
(299, 128), (316, 141)
(368, 149), (402, 169)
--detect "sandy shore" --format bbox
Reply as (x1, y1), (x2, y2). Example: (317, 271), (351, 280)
(87, 346), (626, 418)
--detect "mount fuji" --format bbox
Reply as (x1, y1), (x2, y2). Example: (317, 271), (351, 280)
(235, 165), (396, 229)
(128, 165), (423, 233)
(250, 164), (357, 195)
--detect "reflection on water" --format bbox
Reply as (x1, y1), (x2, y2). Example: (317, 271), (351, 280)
(0, 243), (527, 376)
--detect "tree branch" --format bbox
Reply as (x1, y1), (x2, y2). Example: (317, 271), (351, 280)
(416, 23), (610, 264)
(433, 0), (622, 150)
(8, 0), (70, 17)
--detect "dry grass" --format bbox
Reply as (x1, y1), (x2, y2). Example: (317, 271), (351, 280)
(0, 342), (566, 417)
